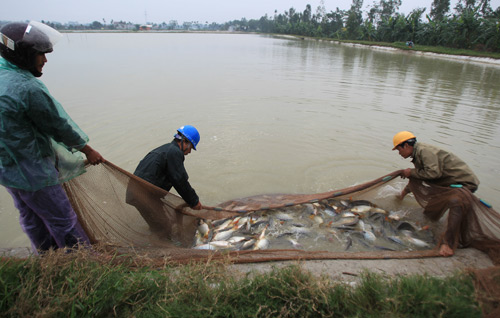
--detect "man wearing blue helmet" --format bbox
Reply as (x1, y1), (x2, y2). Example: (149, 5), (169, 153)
(131, 125), (203, 211)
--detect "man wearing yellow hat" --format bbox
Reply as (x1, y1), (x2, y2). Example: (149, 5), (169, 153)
(392, 131), (479, 256)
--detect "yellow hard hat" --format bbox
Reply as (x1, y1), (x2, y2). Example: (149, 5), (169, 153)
(392, 131), (416, 150)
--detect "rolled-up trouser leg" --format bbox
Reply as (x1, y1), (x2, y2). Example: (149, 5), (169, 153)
(5, 185), (90, 253)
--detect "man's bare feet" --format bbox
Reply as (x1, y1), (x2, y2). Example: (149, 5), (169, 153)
(439, 244), (454, 257)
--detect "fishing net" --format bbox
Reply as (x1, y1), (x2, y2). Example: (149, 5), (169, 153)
(408, 178), (500, 265)
(63, 161), (500, 265)
(470, 266), (500, 318)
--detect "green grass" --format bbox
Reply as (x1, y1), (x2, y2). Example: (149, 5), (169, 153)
(308, 37), (500, 60)
(0, 249), (483, 318)
(278, 33), (500, 59)
(383, 41), (500, 59)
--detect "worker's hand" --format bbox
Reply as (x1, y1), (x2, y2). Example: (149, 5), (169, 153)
(191, 202), (203, 210)
(80, 144), (105, 165)
(400, 168), (412, 179)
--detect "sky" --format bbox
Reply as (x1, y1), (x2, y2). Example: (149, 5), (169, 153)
(3, 0), (500, 25)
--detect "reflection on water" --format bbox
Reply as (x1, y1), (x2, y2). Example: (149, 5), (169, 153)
(1, 33), (499, 248)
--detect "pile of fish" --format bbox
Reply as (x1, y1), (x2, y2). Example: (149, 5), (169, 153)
(192, 198), (435, 252)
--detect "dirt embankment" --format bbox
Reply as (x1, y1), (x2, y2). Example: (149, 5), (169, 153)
(2, 246), (493, 284)
(228, 248), (493, 283)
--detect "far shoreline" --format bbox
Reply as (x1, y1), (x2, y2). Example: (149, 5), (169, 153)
(61, 30), (500, 63)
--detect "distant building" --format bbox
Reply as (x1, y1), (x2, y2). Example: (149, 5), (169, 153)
(139, 24), (152, 30)
(114, 21), (135, 30)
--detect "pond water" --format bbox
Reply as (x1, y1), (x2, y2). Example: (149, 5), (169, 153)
(1, 32), (499, 248)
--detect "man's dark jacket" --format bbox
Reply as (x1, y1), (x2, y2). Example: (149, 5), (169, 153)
(133, 140), (199, 207)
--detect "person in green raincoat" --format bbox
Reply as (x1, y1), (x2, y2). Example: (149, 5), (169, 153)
(0, 21), (104, 254)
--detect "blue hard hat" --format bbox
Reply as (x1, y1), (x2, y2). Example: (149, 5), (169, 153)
(176, 125), (200, 150)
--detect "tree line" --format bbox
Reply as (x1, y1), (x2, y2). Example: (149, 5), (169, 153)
(228, 0), (500, 52)
(12, 0), (500, 53)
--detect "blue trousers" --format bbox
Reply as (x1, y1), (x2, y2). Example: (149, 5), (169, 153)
(6, 184), (90, 254)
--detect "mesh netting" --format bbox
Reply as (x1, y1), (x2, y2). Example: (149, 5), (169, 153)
(63, 161), (500, 265)
(408, 178), (500, 264)
(470, 266), (500, 318)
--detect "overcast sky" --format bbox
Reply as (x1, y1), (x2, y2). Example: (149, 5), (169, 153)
(3, 0), (500, 24)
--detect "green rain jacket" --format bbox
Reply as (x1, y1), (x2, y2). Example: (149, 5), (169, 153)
(0, 57), (88, 191)
(410, 142), (479, 192)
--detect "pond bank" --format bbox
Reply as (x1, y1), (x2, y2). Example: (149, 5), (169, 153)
(228, 248), (493, 283)
(1, 246), (493, 283)
(276, 34), (500, 66)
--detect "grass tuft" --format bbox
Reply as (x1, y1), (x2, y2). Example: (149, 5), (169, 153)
(0, 249), (484, 317)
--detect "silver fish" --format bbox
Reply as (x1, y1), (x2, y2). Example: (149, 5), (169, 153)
(387, 236), (406, 246)
(340, 200), (351, 208)
(193, 232), (205, 247)
(228, 236), (248, 244)
(213, 218), (233, 231)
(362, 230), (376, 242)
(197, 219), (210, 239)
(273, 211), (294, 221)
(374, 245), (396, 251)
(327, 201), (344, 213)
(254, 238), (270, 250)
(404, 236), (430, 248)
(340, 211), (356, 218)
(250, 220), (268, 231)
(371, 207), (388, 214)
(287, 238), (303, 249)
(193, 243), (217, 250)
(323, 206), (337, 217)
(254, 225), (270, 250)
(207, 241), (234, 249)
(240, 238), (256, 250)
(329, 217), (358, 228)
(309, 214), (324, 225)
(290, 225), (312, 234)
(350, 205), (372, 213)
(401, 230), (430, 248)
(212, 228), (236, 241)
(194, 241), (233, 250)
(368, 212), (386, 222)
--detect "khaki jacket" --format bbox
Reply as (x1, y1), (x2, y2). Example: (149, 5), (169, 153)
(410, 142), (479, 191)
